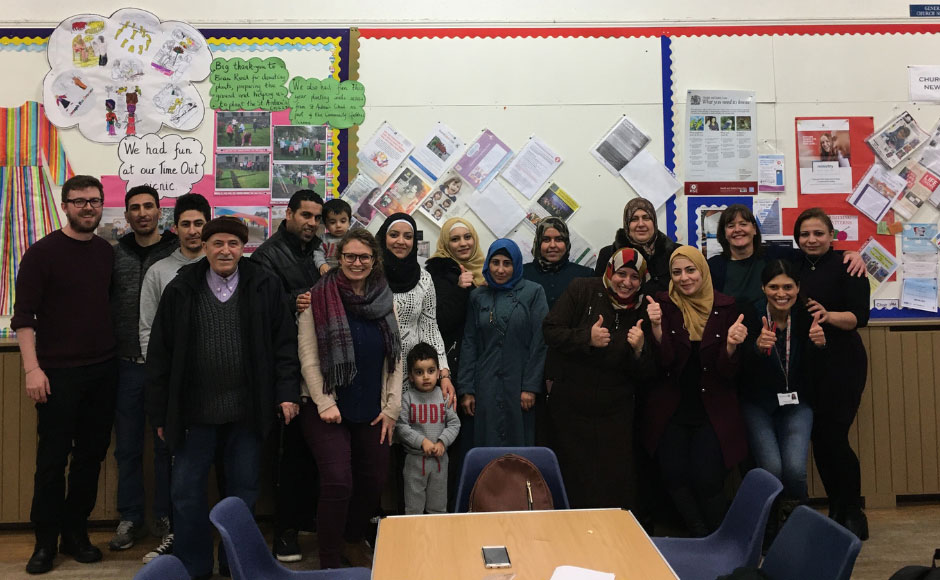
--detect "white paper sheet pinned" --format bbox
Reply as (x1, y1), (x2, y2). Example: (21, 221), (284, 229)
(549, 565), (615, 580)
(468, 180), (526, 238)
(620, 150), (680, 210)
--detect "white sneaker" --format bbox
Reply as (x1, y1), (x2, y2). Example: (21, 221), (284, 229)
(142, 533), (174, 563)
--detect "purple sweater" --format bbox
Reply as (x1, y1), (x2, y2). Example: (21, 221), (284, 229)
(11, 230), (116, 368)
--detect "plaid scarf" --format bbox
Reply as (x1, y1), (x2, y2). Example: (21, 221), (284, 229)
(310, 269), (400, 395)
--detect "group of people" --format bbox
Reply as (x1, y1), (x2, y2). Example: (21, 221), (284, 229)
(277, 135), (323, 160)
(12, 175), (872, 579)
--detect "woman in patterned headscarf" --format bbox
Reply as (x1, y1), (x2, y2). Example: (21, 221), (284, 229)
(522, 217), (593, 310)
(594, 197), (681, 295)
(542, 247), (656, 509)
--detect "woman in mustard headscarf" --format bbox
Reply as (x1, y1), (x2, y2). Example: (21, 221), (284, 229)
(424, 218), (484, 506)
(643, 246), (749, 536)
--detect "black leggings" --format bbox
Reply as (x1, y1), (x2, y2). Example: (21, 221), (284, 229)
(811, 414), (861, 509)
(657, 419), (726, 497)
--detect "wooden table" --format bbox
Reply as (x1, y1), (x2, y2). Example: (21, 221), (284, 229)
(372, 508), (677, 580)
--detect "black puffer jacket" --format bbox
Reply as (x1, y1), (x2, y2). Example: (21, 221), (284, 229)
(250, 220), (321, 302)
(145, 258), (300, 451)
(594, 229), (680, 296)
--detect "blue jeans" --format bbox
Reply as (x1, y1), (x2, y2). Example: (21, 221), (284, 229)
(741, 402), (814, 499)
(114, 359), (170, 523)
(171, 424), (262, 578)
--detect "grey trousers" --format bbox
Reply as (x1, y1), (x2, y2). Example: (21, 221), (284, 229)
(403, 453), (448, 515)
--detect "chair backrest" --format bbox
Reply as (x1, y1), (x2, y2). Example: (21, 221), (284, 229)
(760, 505), (862, 580)
(209, 496), (283, 580)
(454, 446), (569, 512)
(711, 468), (784, 567)
(133, 555), (190, 580)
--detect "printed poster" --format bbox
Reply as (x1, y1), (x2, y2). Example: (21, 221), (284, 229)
(502, 136), (563, 199)
(453, 129), (513, 191)
(523, 183), (580, 226)
(590, 116), (651, 176)
(418, 171), (472, 227)
(847, 164), (907, 224)
(213, 206), (270, 251)
(866, 111), (929, 169)
(370, 166), (433, 218)
(341, 172), (381, 227)
(357, 121), (414, 184)
(795, 117), (873, 195)
(895, 161), (940, 220)
(408, 122), (465, 183)
(859, 237), (899, 293)
(684, 90), (758, 195)
(758, 154), (786, 193)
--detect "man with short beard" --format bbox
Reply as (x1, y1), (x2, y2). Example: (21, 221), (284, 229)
(251, 189), (323, 562)
(109, 185), (178, 552)
(12, 175), (118, 575)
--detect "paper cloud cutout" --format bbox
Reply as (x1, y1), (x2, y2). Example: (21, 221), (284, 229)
(42, 8), (210, 144)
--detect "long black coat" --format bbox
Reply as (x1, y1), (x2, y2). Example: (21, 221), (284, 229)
(145, 258), (300, 451)
(425, 256), (472, 382)
(542, 277), (656, 509)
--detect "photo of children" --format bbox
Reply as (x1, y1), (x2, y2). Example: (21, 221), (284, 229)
(371, 167), (433, 218)
(216, 111), (272, 149)
(273, 125), (329, 162)
(272, 162), (327, 200)
(418, 173), (469, 226)
(213, 206), (270, 250)
(215, 153), (271, 190)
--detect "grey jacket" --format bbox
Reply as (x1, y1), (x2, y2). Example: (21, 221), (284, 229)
(111, 231), (178, 358)
(139, 249), (204, 360)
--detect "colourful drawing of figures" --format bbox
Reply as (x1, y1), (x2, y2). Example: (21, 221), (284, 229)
(151, 30), (198, 78)
(114, 20), (153, 56)
(105, 99), (117, 136)
(71, 35), (97, 67)
(52, 71), (95, 117)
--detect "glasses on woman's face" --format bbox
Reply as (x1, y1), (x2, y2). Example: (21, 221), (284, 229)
(65, 197), (104, 208)
(341, 252), (373, 264)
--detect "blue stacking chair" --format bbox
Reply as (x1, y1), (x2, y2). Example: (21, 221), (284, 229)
(454, 446), (570, 512)
(760, 505), (862, 580)
(209, 496), (371, 580)
(652, 468), (783, 580)
(132, 555), (190, 580)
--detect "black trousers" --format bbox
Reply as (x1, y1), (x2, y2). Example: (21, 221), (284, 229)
(31, 358), (118, 546)
(273, 416), (319, 534)
(812, 414), (862, 509)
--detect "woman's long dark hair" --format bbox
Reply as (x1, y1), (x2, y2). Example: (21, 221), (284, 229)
(761, 259), (801, 287)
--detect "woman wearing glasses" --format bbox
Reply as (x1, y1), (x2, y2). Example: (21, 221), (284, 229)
(458, 239), (548, 448)
(297, 229), (402, 569)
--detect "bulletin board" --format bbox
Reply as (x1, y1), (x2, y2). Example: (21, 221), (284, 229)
(3, 18), (940, 326)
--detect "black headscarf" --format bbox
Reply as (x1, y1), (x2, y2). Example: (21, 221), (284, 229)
(376, 212), (421, 293)
(532, 217), (571, 273)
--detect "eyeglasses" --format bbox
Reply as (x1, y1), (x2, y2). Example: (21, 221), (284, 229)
(65, 197), (104, 208)
(341, 253), (373, 264)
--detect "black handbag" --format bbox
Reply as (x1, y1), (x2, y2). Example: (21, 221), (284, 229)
(889, 549), (940, 580)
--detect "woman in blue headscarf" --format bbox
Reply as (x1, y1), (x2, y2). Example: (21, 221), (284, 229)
(457, 239), (549, 448)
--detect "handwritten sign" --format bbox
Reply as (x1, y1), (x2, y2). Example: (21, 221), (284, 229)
(209, 57), (289, 111)
(118, 134), (205, 197)
(288, 77), (366, 128)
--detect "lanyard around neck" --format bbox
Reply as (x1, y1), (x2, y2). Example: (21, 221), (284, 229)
(766, 305), (791, 391)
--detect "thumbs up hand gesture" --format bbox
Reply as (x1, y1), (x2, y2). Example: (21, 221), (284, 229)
(645, 296), (662, 327)
(809, 311), (827, 347)
(457, 264), (473, 288)
(727, 314), (747, 347)
(590, 315), (611, 348)
(627, 318), (645, 354)
(757, 316), (776, 353)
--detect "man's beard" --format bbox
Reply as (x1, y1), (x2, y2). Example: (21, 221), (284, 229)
(68, 212), (102, 233)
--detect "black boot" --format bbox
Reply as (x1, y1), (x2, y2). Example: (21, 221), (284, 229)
(842, 504), (869, 541)
(668, 487), (708, 537)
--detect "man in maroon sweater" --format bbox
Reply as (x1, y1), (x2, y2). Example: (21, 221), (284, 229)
(12, 175), (118, 575)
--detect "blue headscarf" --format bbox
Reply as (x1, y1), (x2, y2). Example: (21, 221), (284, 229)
(482, 238), (524, 290)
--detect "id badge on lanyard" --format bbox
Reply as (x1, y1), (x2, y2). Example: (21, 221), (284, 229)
(767, 307), (798, 406)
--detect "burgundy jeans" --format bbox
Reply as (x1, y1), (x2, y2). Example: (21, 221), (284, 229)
(300, 402), (391, 568)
